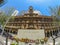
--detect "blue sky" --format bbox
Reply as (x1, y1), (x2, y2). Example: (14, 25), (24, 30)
(0, 0), (60, 16)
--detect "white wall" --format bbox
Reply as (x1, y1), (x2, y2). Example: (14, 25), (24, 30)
(17, 29), (45, 40)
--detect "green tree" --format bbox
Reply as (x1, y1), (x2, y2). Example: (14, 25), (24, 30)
(0, 7), (16, 26)
(49, 6), (60, 26)
(0, 11), (8, 26)
(4, 7), (16, 22)
(4, 7), (15, 16)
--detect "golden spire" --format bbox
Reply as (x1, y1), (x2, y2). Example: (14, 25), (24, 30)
(29, 6), (33, 13)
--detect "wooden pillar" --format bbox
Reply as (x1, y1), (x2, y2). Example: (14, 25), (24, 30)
(50, 31), (52, 36)
(47, 31), (50, 37)
(22, 24), (24, 29)
(49, 30), (51, 37)
(26, 24), (28, 28)
(53, 30), (54, 35)
(51, 30), (53, 36)
(53, 30), (56, 35)
(57, 27), (60, 33)
(34, 24), (37, 29)
(45, 31), (47, 37)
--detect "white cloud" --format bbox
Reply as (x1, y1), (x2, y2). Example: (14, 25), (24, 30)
(33, 10), (42, 15)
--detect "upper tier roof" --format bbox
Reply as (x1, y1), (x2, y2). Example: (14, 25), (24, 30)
(27, 6), (42, 15)
(16, 6), (52, 19)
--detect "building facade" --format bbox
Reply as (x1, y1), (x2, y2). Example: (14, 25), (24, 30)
(5, 6), (60, 37)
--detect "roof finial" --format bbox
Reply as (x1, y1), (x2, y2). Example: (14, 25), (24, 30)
(29, 6), (33, 13)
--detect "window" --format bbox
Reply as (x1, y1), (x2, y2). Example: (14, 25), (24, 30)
(26, 21), (29, 23)
(29, 24), (33, 28)
(38, 21), (40, 23)
(20, 20), (22, 23)
(22, 21), (25, 23)
(28, 24), (34, 29)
